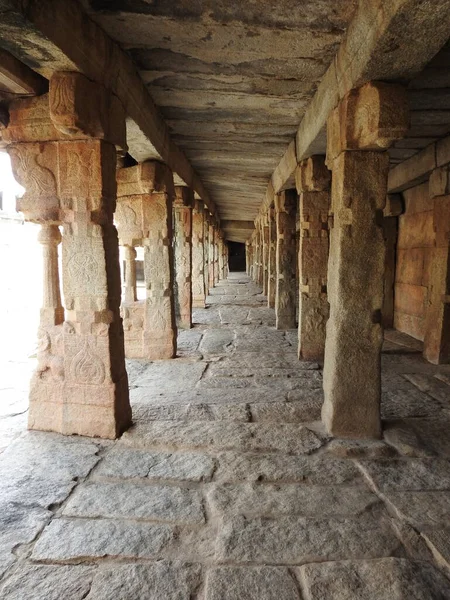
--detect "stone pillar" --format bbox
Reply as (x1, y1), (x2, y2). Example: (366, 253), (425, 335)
(123, 245), (137, 304)
(295, 155), (331, 360)
(192, 200), (206, 307)
(214, 228), (220, 285)
(322, 81), (409, 438)
(423, 167), (450, 364)
(208, 223), (215, 290)
(6, 72), (131, 439)
(218, 234), (225, 280)
(203, 212), (210, 293)
(38, 224), (64, 326)
(267, 207), (276, 308)
(382, 195), (402, 329)
(262, 215), (270, 296)
(275, 190), (298, 329)
(245, 240), (251, 275)
(173, 186), (193, 329)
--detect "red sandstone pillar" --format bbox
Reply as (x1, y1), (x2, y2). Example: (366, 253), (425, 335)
(295, 155), (331, 360)
(173, 186), (193, 329)
(6, 72), (131, 439)
(423, 167), (450, 364)
(275, 190), (297, 329)
(322, 81), (409, 438)
(192, 200), (206, 307)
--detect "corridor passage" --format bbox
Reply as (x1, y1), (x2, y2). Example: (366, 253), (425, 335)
(1, 274), (450, 598)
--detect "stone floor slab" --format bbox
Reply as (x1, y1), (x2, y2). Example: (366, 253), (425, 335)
(357, 458), (450, 491)
(298, 557), (450, 599)
(206, 566), (300, 600)
(63, 481), (206, 525)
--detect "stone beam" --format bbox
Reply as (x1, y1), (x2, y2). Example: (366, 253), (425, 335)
(0, 0), (217, 216)
(0, 48), (47, 99)
(261, 0), (450, 212)
(222, 220), (255, 231)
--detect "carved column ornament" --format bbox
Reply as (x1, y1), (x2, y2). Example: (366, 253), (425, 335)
(275, 190), (298, 330)
(4, 71), (131, 439)
(116, 161), (177, 360)
(262, 213), (270, 296)
(192, 200), (206, 307)
(295, 155), (331, 360)
(322, 81), (409, 439)
(173, 186), (193, 329)
(267, 207), (276, 308)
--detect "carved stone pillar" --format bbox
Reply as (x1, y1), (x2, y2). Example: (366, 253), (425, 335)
(38, 224), (64, 326)
(262, 215), (270, 296)
(203, 212), (210, 294)
(192, 200), (206, 307)
(123, 245), (137, 304)
(214, 228), (220, 285)
(245, 240), (250, 275)
(295, 155), (331, 360)
(173, 186), (193, 329)
(322, 81), (409, 438)
(275, 190), (297, 329)
(5, 71), (131, 439)
(218, 235), (225, 280)
(208, 223), (215, 290)
(424, 167), (450, 364)
(267, 207), (276, 308)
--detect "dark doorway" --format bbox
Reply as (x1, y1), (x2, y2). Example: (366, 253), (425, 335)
(228, 241), (246, 272)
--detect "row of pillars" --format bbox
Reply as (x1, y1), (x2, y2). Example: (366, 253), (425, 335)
(247, 81), (450, 439)
(3, 71), (228, 440)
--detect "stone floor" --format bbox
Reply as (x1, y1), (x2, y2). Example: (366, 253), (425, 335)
(1, 272), (450, 599)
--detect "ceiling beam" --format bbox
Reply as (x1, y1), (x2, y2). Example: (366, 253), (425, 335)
(261, 0), (450, 213)
(0, 0), (217, 217)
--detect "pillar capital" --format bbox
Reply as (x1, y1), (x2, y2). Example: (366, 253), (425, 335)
(174, 185), (194, 207)
(117, 160), (175, 199)
(295, 155), (330, 193)
(326, 81), (409, 165)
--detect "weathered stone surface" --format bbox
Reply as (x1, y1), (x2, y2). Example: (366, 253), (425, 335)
(132, 402), (250, 422)
(133, 360), (206, 391)
(215, 513), (399, 563)
(32, 518), (174, 561)
(421, 528), (450, 574)
(199, 330), (235, 354)
(208, 483), (379, 518)
(298, 558), (450, 599)
(383, 491), (450, 527)
(0, 503), (51, 576)
(0, 564), (95, 600)
(324, 439), (396, 459)
(404, 373), (450, 405)
(214, 452), (362, 485)
(206, 566), (300, 600)
(0, 432), (100, 508)
(63, 481), (205, 525)
(95, 447), (216, 482)
(250, 398), (323, 422)
(275, 191), (297, 330)
(86, 562), (201, 600)
(121, 421), (326, 454)
(357, 458), (450, 491)
(177, 329), (203, 353)
(383, 421), (435, 457)
(382, 388), (443, 419)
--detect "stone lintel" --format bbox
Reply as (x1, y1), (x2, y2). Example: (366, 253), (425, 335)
(326, 81), (409, 165)
(295, 155), (330, 194)
(117, 161), (175, 199)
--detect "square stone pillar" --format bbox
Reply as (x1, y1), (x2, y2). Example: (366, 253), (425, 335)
(322, 81), (409, 438)
(173, 186), (193, 329)
(214, 227), (220, 285)
(6, 72), (131, 439)
(267, 207), (277, 308)
(116, 161), (177, 360)
(275, 190), (297, 329)
(423, 167), (450, 364)
(192, 200), (207, 307)
(203, 211), (210, 293)
(208, 223), (215, 290)
(262, 215), (270, 296)
(123, 245), (138, 304)
(295, 155), (331, 360)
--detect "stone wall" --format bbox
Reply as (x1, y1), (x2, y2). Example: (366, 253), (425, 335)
(394, 182), (435, 340)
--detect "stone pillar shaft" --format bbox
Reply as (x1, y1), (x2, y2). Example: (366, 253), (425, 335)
(262, 218), (269, 296)
(123, 245), (137, 304)
(6, 72), (131, 439)
(192, 200), (206, 307)
(267, 207), (276, 308)
(296, 156), (331, 360)
(322, 81), (409, 438)
(275, 190), (297, 329)
(143, 190), (177, 359)
(173, 187), (193, 329)
(209, 224), (215, 290)
(38, 224), (64, 326)
(424, 167), (450, 364)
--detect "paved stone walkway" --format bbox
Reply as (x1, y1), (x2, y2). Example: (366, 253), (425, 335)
(1, 273), (450, 598)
